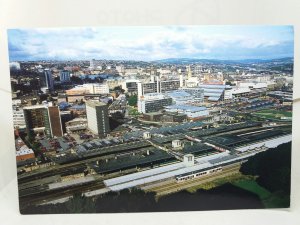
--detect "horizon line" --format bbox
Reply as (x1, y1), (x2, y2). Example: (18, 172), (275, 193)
(10, 56), (294, 63)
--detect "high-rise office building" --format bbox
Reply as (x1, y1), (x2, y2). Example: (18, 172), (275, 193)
(48, 106), (64, 137)
(60, 70), (71, 83)
(12, 106), (26, 129)
(23, 104), (63, 138)
(40, 69), (54, 93)
(85, 101), (110, 137)
(187, 65), (192, 79)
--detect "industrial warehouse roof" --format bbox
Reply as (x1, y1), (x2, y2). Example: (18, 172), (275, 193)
(231, 87), (251, 94)
(105, 160), (213, 191)
(93, 148), (175, 173)
(104, 149), (269, 192)
(205, 92), (223, 97)
(124, 121), (205, 139)
(235, 134), (292, 152)
(208, 154), (238, 164)
(104, 131), (298, 192)
(104, 161), (187, 186)
(70, 104), (86, 110)
(151, 122), (260, 144)
(199, 84), (225, 101)
(205, 134), (247, 147)
(166, 90), (192, 98)
(208, 97), (221, 101)
(183, 142), (214, 155)
(204, 89), (224, 93)
(75, 140), (152, 159)
(199, 84), (226, 89)
(165, 105), (207, 112)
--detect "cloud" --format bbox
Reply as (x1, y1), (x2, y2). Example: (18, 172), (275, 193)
(7, 26), (294, 61)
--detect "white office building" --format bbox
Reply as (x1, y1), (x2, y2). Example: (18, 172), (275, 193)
(13, 106), (26, 129)
(86, 101), (110, 137)
(138, 93), (173, 114)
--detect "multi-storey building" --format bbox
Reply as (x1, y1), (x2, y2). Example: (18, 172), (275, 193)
(12, 106), (26, 129)
(60, 70), (71, 83)
(40, 69), (54, 93)
(137, 93), (173, 113)
(85, 101), (110, 137)
(136, 77), (180, 98)
(23, 104), (63, 138)
(159, 80), (180, 92)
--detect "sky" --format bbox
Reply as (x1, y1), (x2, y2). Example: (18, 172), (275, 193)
(7, 26), (294, 61)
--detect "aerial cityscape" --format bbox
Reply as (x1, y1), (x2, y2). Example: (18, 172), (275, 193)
(8, 26), (293, 213)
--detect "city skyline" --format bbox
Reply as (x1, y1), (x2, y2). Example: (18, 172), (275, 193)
(8, 26), (294, 61)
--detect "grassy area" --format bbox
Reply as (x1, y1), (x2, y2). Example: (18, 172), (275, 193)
(253, 109), (292, 120)
(232, 179), (271, 199)
(186, 172), (252, 193)
(185, 173), (289, 208)
(232, 179), (290, 208)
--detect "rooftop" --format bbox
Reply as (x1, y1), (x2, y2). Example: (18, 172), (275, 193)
(199, 84), (226, 89)
(85, 101), (107, 108)
(23, 104), (47, 110)
(165, 104), (207, 112)
(70, 104), (86, 110)
(16, 146), (34, 156)
(166, 90), (192, 98)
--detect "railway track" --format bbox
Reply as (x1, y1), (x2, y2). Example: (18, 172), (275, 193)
(19, 178), (106, 208)
(143, 163), (241, 196)
(18, 142), (151, 184)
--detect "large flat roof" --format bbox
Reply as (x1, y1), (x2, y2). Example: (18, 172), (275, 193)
(85, 101), (107, 108)
(165, 104), (207, 112)
(166, 90), (191, 98)
(199, 84), (226, 89)
(23, 104), (47, 110)
(93, 148), (175, 174)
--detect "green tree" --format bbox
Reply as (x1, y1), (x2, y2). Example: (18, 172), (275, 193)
(128, 95), (138, 106)
(240, 142), (291, 195)
(66, 193), (96, 213)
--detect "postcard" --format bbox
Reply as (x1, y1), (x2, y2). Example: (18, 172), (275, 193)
(8, 26), (293, 213)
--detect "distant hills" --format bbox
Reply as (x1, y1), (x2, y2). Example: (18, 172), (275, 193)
(152, 57), (294, 65)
